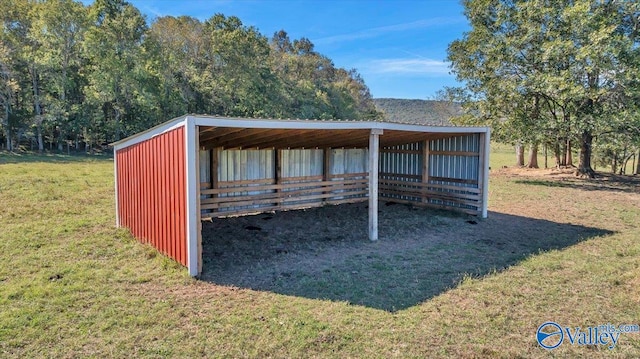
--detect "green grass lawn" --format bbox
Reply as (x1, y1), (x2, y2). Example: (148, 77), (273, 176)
(1, 148), (639, 358)
(490, 142), (548, 169)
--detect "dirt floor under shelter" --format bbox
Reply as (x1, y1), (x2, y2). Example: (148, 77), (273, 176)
(199, 168), (628, 311)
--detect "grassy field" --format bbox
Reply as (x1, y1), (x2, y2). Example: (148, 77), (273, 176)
(1, 147), (639, 358)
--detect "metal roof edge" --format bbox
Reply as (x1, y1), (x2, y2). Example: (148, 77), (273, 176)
(113, 114), (490, 150)
(111, 115), (188, 150)
(376, 122), (489, 133)
(190, 115), (489, 133)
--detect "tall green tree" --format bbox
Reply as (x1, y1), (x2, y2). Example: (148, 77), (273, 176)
(0, 42), (19, 151)
(0, 0), (381, 151)
(0, 0), (38, 151)
(84, 0), (149, 142)
(448, 0), (640, 177)
(269, 31), (380, 120)
(30, 0), (89, 152)
(203, 14), (280, 117)
(147, 15), (203, 117)
(0, 0), (47, 151)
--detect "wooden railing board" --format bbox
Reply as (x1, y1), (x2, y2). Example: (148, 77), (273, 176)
(202, 196), (368, 219)
(379, 197), (480, 215)
(202, 182), (367, 205)
(202, 178), (367, 195)
(429, 150), (480, 157)
(379, 188), (480, 207)
(378, 179), (480, 194)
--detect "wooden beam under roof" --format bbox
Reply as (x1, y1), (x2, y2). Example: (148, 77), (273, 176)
(378, 131), (464, 147)
(226, 129), (311, 149)
(265, 129), (369, 149)
(203, 128), (276, 148)
(225, 128), (364, 149)
(199, 127), (245, 143)
(199, 126), (218, 135)
(199, 126), (482, 151)
(379, 132), (428, 147)
(305, 131), (370, 148)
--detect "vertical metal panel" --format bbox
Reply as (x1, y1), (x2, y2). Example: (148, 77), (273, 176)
(167, 134), (175, 261)
(217, 149), (275, 212)
(330, 149), (368, 175)
(199, 150), (210, 184)
(428, 134), (480, 210)
(219, 149), (274, 181)
(380, 142), (421, 180)
(379, 142), (421, 202)
(331, 149), (344, 175)
(281, 149), (323, 177)
(379, 135), (482, 209)
(150, 138), (158, 248)
(159, 134), (167, 260)
(429, 134), (480, 183)
(175, 131), (185, 264)
(179, 132), (188, 264)
(116, 126), (187, 266)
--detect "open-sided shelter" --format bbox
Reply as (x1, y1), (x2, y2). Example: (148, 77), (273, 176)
(112, 115), (490, 276)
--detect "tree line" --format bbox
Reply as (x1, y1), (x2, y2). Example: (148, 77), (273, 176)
(446, 0), (640, 176)
(372, 98), (462, 125)
(0, 0), (381, 153)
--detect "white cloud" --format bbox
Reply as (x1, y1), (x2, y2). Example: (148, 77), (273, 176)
(313, 17), (465, 45)
(365, 58), (451, 75)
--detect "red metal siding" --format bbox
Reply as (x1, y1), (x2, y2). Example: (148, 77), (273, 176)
(116, 127), (187, 265)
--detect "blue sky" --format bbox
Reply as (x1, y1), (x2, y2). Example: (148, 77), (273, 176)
(127, 0), (470, 99)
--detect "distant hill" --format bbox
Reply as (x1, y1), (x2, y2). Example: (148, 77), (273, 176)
(373, 98), (462, 125)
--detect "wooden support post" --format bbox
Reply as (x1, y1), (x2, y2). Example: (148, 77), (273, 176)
(478, 131), (490, 218)
(421, 139), (430, 203)
(323, 147), (331, 203)
(211, 147), (219, 196)
(208, 147), (219, 218)
(114, 149), (119, 227)
(185, 119), (201, 277)
(368, 129), (383, 241)
(275, 148), (282, 209)
(196, 133), (203, 275)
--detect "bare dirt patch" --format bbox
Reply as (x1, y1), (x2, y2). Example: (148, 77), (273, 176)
(200, 188), (611, 311)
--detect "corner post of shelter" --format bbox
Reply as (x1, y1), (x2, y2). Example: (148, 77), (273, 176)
(368, 128), (383, 241)
(113, 147), (120, 227)
(185, 117), (201, 276)
(480, 129), (491, 218)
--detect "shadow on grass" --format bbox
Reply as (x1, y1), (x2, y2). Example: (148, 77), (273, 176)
(515, 174), (640, 195)
(0, 151), (112, 164)
(199, 202), (612, 312)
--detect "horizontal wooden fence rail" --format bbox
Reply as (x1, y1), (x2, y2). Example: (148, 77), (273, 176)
(200, 171), (481, 218)
(379, 172), (421, 180)
(201, 174), (368, 218)
(379, 179), (481, 215)
(380, 149), (480, 157)
(379, 179), (481, 194)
